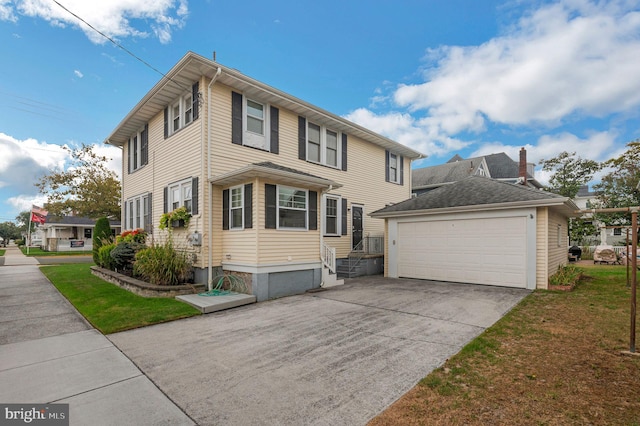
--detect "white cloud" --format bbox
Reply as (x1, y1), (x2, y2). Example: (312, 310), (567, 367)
(74, 70), (83, 78)
(2, 0), (189, 44)
(0, 133), (121, 217)
(350, 0), (640, 159)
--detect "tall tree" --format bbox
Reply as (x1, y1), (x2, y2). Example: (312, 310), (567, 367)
(539, 151), (601, 198)
(15, 211), (31, 232)
(0, 222), (21, 243)
(593, 140), (640, 227)
(35, 144), (121, 219)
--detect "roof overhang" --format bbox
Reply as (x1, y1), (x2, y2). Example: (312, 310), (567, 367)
(371, 197), (579, 219)
(104, 52), (424, 160)
(209, 163), (342, 191)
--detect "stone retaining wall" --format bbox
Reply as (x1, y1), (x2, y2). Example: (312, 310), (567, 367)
(90, 266), (206, 298)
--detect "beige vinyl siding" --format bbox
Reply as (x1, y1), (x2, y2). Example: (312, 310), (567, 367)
(207, 82), (412, 262)
(547, 208), (568, 281)
(536, 207), (549, 289)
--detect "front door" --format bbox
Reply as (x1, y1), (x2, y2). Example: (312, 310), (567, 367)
(351, 205), (363, 250)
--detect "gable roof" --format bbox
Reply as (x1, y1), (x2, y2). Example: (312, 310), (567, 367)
(412, 152), (542, 190)
(104, 51), (423, 160)
(371, 176), (577, 218)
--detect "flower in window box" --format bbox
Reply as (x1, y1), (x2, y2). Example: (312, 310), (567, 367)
(159, 206), (191, 230)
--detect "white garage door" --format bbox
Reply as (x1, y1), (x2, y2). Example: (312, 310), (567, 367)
(397, 216), (527, 288)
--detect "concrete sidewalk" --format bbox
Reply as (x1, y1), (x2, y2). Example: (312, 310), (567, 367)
(0, 246), (194, 425)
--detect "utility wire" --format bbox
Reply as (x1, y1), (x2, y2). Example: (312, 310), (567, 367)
(51, 0), (191, 93)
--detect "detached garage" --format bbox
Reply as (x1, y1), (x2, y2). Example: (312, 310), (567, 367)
(371, 176), (578, 290)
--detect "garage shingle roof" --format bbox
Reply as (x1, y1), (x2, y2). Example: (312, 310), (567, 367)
(372, 176), (567, 216)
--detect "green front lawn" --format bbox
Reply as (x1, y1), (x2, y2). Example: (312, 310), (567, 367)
(0, 249), (5, 256)
(41, 263), (200, 334)
(22, 247), (91, 256)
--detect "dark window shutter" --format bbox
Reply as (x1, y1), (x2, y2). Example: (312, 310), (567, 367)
(270, 106), (279, 154)
(244, 183), (253, 229)
(400, 156), (404, 185)
(141, 124), (149, 166)
(265, 184), (277, 229)
(308, 191), (317, 231)
(191, 177), (199, 214)
(298, 116), (306, 160)
(341, 198), (348, 236)
(341, 133), (348, 171)
(163, 187), (168, 214)
(192, 82), (199, 120)
(127, 138), (132, 174)
(232, 91), (243, 145)
(123, 203), (127, 230)
(164, 107), (169, 139)
(385, 150), (390, 182)
(222, 189), (229, 230)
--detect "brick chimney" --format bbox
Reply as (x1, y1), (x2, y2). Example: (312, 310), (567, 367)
(519, 147), (527, 185)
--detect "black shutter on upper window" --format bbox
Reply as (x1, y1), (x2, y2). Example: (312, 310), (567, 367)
(222, 189), (229, 230)
(270, 106), (279, 154)
(127, 138), (132, 174)
(232, 91), (243, 145)
(385, 150), (390, 182)
(341, 134), (348, 171)
(341, 198), (348, 236)
(265, 184), (277, 229)
(298, 116), (306, 160)
(400, 156), (404, 185)
(141, 124), (149, 166)
(192, 82), (199, 120)
(191, 177), (199, 214)
(163, 187), (168, 214)
(308, 191), (318, 231)
(164, 107), (169, 139)
(244, 183), (253, 229)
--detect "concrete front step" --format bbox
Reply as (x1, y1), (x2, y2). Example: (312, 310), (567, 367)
(176, 292), (256, 314)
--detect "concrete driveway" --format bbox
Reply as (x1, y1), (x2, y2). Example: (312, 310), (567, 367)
(110, 276), (529, 425)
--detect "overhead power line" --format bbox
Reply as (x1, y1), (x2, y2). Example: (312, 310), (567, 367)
(51, 0), (191, 93)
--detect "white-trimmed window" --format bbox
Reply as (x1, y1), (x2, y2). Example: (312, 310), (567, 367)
(388, 153), (399, 183)
(278, 186), (308, 229)
(613, 228), (622, 236)
(168, 92), (195, 135)
(323, 194), (341, 236)
(307, 121), (341, 168)
(128, 125), (148, 172)
(126, 193), (151, 231)
(243, 97), (269, 150)
(169, 179), (193, 213)
(230, 185), (244, 230)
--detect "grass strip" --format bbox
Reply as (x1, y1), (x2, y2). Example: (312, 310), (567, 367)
(41, 263), (200, 334)
(21, 247), (92, 256)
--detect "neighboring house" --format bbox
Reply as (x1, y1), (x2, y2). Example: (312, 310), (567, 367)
(37, 216), (121, 251)
(371, 176), (578, 290)
(104, 51), (423, 301)
(412, 148), (543, 195)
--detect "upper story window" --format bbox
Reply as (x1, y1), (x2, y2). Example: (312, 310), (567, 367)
(232, 92), (279, 153)
(128, 124), (148, 173)
(164, 82), (199, 138)
(306, 121), (341, 168)
(164, 177), (199, 216)
(385, 150), (404, 185)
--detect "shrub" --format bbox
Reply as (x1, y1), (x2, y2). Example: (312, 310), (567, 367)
(117, 228), (147, 244)
(97, 243), (117, 270)
(110, 241), (144, 273)
(549, 264), (582, 287)
(134, 239), (193, 286)
(93, 217), (112, 264)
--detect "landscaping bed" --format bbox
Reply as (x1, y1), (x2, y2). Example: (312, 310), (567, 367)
(369, 263), (640, 425)
(91, 266), (205, 298)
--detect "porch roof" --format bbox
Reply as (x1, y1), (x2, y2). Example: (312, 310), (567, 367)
(209, 162), (342, 190)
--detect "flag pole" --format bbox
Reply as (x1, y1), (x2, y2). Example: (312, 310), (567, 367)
(27, 213), (33, 255)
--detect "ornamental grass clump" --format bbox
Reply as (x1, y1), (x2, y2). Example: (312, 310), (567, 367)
(133, 238), (193, 286)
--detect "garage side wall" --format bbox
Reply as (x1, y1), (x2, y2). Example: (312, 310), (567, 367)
(547, 208), (569, 284)
(536, 207), (549, 289)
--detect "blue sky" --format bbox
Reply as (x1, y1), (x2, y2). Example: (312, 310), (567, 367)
(1, 0), (639, 223)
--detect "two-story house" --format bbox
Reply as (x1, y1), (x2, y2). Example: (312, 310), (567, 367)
(104, 51), (422, 301)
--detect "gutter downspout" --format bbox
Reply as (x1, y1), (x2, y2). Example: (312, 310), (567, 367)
(207, 66), (222, 290)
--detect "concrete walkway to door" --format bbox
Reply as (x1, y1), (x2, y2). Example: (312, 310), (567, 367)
(110, 276), (530, 425)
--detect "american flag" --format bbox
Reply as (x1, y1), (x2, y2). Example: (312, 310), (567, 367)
(31, 205), (48, 224)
